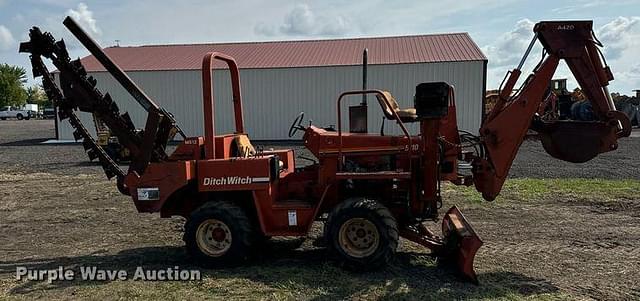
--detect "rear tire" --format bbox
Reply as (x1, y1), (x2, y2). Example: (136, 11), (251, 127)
(184, 201), (254, 266)
(16, 114), (23, 120)
(325, 197), (398, 270)
(0, 117), (6, 120)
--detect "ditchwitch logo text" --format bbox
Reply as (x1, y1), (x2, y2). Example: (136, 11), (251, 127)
(203, 176), (252, 186)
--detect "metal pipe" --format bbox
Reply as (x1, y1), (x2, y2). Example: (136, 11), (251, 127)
(63, 16), (159, 113)
(337, 90), (412, 171)
(361, 48), (368, 105)
(603, 86), (623, 131)
(201, 52), (246, 159)
(516, 33), (538, 70)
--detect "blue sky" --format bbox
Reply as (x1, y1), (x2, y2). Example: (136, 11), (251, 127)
(0, 0), (638, 94)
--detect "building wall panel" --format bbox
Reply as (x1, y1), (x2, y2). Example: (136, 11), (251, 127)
(57, 61), (484, 141)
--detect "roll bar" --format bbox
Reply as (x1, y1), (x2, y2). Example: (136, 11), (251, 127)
(201, 52), (245, 159)
(336, 89), (412, 171)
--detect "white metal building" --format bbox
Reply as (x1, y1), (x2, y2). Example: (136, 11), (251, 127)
(55, 34), (487, 140)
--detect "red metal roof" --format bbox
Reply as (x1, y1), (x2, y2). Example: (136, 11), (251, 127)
(80, 33), (486, 72)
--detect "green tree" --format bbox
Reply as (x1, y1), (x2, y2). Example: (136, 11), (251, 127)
(0, 64), (28, 108)
(26, 84), (50, 108)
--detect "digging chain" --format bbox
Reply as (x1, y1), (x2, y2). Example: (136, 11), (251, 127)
(21, 27), (126, 180)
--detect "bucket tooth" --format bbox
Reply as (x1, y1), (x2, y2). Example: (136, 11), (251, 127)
(73, 130), (83, 141)
(109, 100), (119, 114)
(101, 162), (116, 178)
(71, 59), (87, 76)
(82, 140), (93, 150)
(121, 112), (135, 129)
(103, 168), (115, 179)
(54, 40), (69, 58)
(87, 76), (97, 87)
(31, 63), (43, 77)
(86, 149), (98, 161)
(441, 206), (483, 284)
(103, 93), (113, 105)
(58, 109), (69, 120)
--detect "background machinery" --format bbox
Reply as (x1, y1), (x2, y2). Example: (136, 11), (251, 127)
(20, 18), (631, 284)
(92, 113), (131, 162)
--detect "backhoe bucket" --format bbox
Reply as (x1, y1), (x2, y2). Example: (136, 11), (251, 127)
(441, 206), (483, 284)
(534, 118), (628, 163)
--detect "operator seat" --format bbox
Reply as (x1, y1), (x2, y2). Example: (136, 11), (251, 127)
(233, 134), (256, 158)
(375, 91), (418, 123)
(233, 134), (285, 171)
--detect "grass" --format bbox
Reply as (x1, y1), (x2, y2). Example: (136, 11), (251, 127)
(446, 178), (640, 204)
(2, 177), (637, 300)
(1, 265), (572, 301)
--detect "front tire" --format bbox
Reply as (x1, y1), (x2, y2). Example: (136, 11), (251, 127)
(16, 114), (23, 120)
(184, 201), (254, 266)
(325, 198), (398, 270)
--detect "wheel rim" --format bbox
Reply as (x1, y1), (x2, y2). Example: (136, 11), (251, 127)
(338, 218), (379, 258)
(196, 219), (232, 257)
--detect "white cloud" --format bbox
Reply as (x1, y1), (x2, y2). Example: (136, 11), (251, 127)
(0, 25), (14, 51)
(254, 22), (277, 36)
(595, 17), (640, 93)
(483, 17), (640, 93)
(67, 3), (101, 36)
(551, 0), (607, 14)
(481, 19), (535, 68)
(318, 15), (350, 36)
(280, 4), (316, 35)
(597, 16), (640, 60)
(255, 4), (352, 37)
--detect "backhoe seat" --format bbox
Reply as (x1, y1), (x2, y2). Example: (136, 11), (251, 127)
(375, 91), (418, 123)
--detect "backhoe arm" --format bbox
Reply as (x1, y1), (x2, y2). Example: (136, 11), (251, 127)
(473, 21), (632, 201)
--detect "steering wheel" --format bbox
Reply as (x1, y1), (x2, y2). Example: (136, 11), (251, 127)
(288, 112), (306, 137)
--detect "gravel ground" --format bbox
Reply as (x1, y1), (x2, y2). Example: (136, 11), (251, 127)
(1, 120), (638, 179)
(1, 119), (639, 300)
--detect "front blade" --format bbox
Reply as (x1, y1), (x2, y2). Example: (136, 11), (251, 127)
(441, 206), (483, 284)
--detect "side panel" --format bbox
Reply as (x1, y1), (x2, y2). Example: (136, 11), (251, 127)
(197, 157), (273, 191)
(130, 161), (196, 213)
(252, 189), (317, 236)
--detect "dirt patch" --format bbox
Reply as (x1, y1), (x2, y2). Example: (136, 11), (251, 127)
(1, 172), (638, 300)
(2, 120), (640, 179)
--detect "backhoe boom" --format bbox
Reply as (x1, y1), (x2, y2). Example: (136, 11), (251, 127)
(474, 21), (631, 201)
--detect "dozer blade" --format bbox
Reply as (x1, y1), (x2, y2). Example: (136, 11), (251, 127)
(441, 206), (483, 284)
